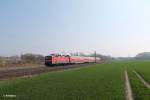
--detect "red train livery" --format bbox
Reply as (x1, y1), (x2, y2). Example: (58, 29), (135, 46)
(45, 54), (100, 66)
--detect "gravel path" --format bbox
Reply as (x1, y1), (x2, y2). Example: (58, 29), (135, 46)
(0, 63), (95, 80)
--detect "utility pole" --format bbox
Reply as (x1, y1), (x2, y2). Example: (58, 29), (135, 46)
(94, 51), (96, 63)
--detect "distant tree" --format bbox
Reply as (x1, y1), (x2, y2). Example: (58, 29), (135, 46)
(70, 52), (80, 56)
(135, 52), (150, 59)
(21, 53), (44, 64)
(78, 52), (87, 57)
(89, 53), (114, 61)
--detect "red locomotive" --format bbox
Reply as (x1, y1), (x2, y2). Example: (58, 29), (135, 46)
(45, 54), (100, 66)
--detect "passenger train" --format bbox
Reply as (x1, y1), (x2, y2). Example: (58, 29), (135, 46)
(45, 54), (100, 66)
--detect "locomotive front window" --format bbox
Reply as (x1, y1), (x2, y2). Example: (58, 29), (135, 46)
(45, 56), (52, 60)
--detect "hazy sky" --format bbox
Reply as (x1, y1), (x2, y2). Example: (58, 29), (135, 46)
(0, 0), (150, 57)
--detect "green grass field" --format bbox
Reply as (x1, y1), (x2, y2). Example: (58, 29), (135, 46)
(0, 61), (150, 100)
(126, 61), (150, 100)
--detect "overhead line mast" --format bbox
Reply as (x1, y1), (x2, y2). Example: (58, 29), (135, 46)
(95, 51), (96, 63)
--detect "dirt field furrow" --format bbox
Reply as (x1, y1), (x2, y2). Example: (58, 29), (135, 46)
(133, 70), (150, 89)
(125, 70), (134, 100)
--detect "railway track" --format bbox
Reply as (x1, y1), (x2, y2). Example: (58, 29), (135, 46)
(0, 63), (96, 80)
